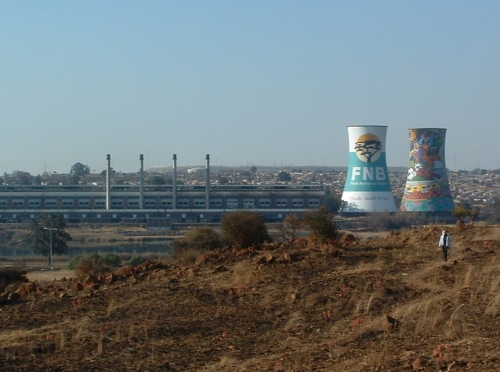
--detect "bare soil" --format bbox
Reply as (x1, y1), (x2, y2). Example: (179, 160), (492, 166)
(25, 269), (76, 282)
(1, 224), (500, 371)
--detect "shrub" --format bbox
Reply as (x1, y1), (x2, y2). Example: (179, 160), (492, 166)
(173, 227), (224, 252)
(74, 253), (109, 279)
(67, 254), (85, 270)
(172, 238), (190, 252)
(221, 211), (270, 249)
(129, 255), (146, 267)
(67, 256), (79, 270)
(68, 252), (101, 270)
(277, 214), (302, 248)
(101, 252), (121, 267)
(304, 206), (339, 244)
(140, 253), (161, 261)
(172, 227), (226, 266)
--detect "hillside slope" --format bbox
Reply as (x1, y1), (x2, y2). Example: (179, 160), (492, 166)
(1, 225), (500, 371)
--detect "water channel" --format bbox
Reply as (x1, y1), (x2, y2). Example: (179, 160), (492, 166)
(0, 241), (173, 258)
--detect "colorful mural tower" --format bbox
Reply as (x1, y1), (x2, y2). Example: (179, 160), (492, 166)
(399, 128), (454, 212)
(342, 125), (397, 213)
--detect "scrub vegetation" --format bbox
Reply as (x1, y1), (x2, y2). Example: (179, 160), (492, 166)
(1, 221), (500, 371)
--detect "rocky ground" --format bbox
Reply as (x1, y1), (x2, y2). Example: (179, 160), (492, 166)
(1, 224), (500, 371)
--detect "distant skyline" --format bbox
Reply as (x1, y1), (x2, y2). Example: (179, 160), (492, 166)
(1, 1), (499, 175)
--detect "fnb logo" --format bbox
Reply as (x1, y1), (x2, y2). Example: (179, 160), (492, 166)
(354, 134), (383, 163)
(351, 167), (387, 181)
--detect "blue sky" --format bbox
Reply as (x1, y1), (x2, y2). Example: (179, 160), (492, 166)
(1, 1), (499, 174)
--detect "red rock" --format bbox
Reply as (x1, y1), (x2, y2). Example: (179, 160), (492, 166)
(104, 273), (117, 285)
(381, 315), (401, 331)
(70, 281), (83, 292)
(16, 282), (38, 298)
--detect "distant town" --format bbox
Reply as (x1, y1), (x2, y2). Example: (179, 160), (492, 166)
(2, 164), (499, 217)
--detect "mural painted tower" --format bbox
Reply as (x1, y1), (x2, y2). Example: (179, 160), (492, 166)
(400, 128), (454, 212)
(342, 125), (397, 213)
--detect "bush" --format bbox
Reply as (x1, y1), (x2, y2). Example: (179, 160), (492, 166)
(453, 205), (471, 227)
(173, 227), (224, 252)
(172, 238), (190, 252)
(68, 252), (101, 270)
(277, 214), (302, 247)
(101, 252), (121, 267)
(129, 255), (146, 267)
(172, 227), (226, 266)
(74, 253), (109, 279)
(304, 207), (339, 244)
(67, 256), (81, 270)
(221, 211), (270, 249)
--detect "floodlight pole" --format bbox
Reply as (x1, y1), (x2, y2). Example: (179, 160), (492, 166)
(43, 227), (58, 270)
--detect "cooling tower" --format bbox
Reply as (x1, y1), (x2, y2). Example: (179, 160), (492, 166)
(341, 125), (397, 213)
(400, 128), (454, 212)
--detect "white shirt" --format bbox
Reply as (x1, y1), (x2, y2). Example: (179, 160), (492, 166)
(439, 233), (452, 248)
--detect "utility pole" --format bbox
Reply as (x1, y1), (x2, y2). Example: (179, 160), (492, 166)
(43, 227), (58, 270)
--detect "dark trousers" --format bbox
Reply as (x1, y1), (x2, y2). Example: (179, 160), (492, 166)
(442, 246), (449, 261)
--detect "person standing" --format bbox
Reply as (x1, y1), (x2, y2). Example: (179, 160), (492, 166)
(439, 230), (452, 261)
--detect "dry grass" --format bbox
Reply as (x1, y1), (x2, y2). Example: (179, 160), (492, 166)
(231, 260), (255, 288)
(174, 247), (205, 266)
(75, 256), (111, 279)
(2, 224), (500, 371)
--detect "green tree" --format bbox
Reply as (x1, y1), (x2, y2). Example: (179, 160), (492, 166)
(304, 206), (339, 244)
(277, 171), (292, 182)
(70, 162), (90, 177)
(216, 175), (229, 185)
(452, 205), (470, 228)
(221, 211), (270, 249)
(339, 200), (348, 214)
(324, 187), (342, 214)
(100, 167), (116, 176)
(28, 214), (72, 264)
(65, 174), (81, 185)
(14, 171), (32, 185)
(148, 175), (166, 185)
(238, 170), (252, 178)
(112, 178), (127, 185)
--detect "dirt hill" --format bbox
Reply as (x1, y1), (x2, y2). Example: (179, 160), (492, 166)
(1, 224), (500, 371)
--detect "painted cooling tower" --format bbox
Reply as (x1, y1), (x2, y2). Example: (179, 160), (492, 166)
(342, 125), (397, 213)
(400, 128), (454, 212)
